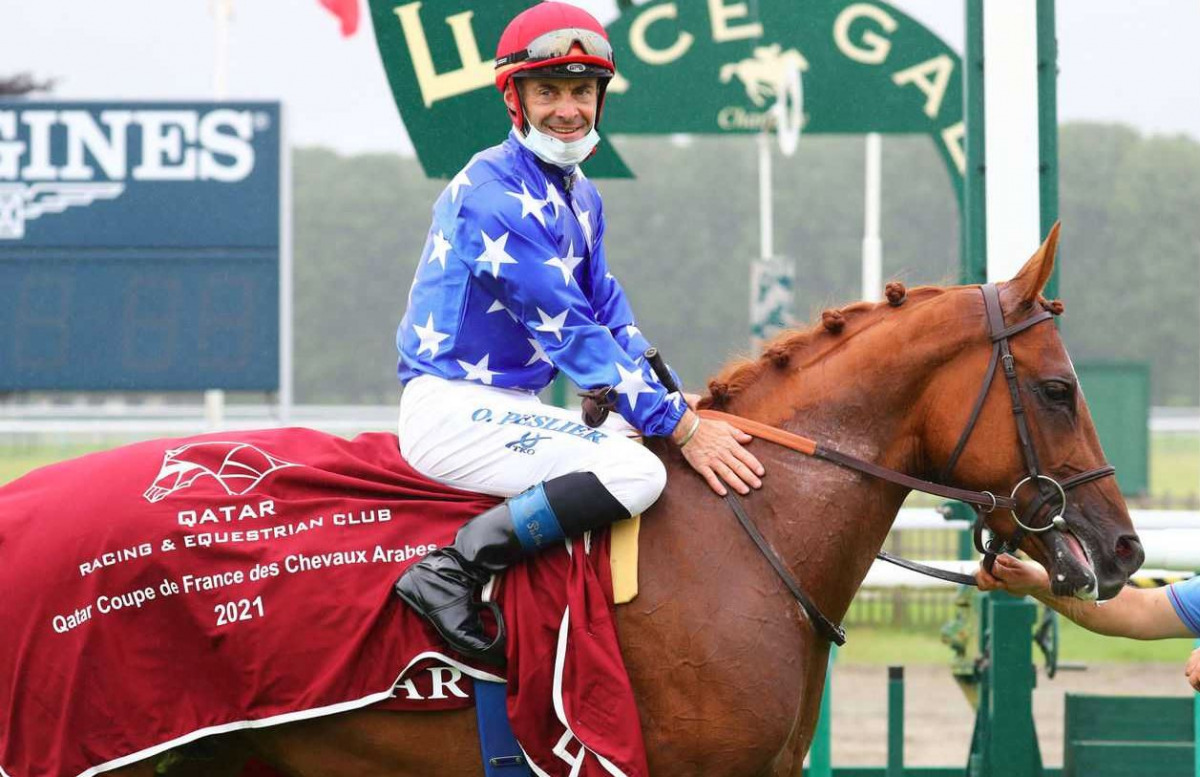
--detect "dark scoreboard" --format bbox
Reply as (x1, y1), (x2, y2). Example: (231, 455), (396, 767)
(0, 101), (282, 391)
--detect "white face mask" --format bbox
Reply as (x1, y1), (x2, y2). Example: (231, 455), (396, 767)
(517, 123), (600, 168)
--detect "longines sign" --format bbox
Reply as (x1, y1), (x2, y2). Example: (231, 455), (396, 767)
(0, 102), (282, 391)
(369, 0), (964, 197)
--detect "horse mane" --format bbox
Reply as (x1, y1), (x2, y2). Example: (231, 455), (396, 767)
(700, 281), (1065, 411)
(701, 282), (926, 409)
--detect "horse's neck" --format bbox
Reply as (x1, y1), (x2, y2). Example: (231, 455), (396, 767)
(756, 403), (914, 623)
(720, 329), (952, 623)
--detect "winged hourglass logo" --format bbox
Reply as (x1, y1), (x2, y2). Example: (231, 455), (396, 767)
(143, 441), (300, 503)
(0, 182), (125, 240)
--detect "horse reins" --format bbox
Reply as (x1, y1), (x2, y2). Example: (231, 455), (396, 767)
(685, 283), (1117, 646)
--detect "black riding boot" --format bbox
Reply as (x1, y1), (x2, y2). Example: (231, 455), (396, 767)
(394, 471), (629, 664)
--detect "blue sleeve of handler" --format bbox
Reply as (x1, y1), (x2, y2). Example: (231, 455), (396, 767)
(455, 183), (686, 438)
(1167, 576), (1200, 635)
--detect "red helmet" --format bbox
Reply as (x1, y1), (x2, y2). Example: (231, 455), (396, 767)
(494, 3), (615, 92)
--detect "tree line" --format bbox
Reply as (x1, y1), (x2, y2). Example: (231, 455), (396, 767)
(293, 122), (1199, 407)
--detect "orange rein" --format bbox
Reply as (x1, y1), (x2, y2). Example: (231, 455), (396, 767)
(699, 409), (817, 456)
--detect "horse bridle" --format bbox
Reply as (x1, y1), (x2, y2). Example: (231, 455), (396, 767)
(938, 283), (1115, 565)
(691, 283), (1117, 645)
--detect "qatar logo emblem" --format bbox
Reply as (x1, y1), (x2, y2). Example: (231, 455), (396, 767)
(143, 441), (300, 503)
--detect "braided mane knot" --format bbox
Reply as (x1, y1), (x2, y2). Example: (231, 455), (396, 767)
(821, 309), (846, 334)
(1044, 299), (1065, 316)
(885, 282), (907, 307)
(763, 342), (791, 369)
(707, 381), (731, 409)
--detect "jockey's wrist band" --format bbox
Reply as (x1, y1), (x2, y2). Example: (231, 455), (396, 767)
(678, 416), (701, 448)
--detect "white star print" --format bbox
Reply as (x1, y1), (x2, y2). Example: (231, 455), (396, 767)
(625, 324), (642, 339)
(575, 207), (593, 247)
(449, 167), (472, 202)
(533, 307), (569, 342)
(544, 181), (566, 217)
(457, 353), (498, 385)
(506, 181), (549, 227)
(525, 338), (552, 366)
(412, 313), (450, 358)
(475, 230), (519, 277)
(486, 299), (520, 322)
(544, 241), (584, 285)
(615, 363), (655, 410)
(427, 229), (452, 269)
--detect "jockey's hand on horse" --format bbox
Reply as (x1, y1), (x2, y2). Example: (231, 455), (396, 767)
(671, 406), (765, 496)
(975, 554), (1051, 598)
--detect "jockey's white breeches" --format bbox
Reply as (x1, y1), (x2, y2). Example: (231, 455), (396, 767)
(398, 375), (667, 516)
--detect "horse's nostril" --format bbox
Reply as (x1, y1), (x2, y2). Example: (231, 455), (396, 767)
(1115, 534), (1144, 566)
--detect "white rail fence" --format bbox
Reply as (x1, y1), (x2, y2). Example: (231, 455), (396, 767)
(0, 404), (1195, 436)
(871, 508), (1200, 588)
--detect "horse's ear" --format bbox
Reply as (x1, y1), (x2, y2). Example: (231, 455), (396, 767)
(1005, 221), (1061, 304)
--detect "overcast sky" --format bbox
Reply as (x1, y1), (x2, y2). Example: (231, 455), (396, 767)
(4, 0), (1198, 155)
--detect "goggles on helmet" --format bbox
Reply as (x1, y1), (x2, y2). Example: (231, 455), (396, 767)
(495, 27), (614, 69)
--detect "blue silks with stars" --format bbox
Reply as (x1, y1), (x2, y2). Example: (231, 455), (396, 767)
(397, 132), (685, 439)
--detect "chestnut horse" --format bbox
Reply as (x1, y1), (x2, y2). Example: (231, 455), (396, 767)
(112, 228), (1141, 776)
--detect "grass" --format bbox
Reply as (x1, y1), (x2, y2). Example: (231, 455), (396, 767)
(4, 433), (1195, 492)
(899, 432), (1198, 509)
(1152, 434), (1200, 501)
(839, 619), (1195, 666)
(0, 443), (109, 486)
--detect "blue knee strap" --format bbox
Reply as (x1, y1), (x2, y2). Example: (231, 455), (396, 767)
(509, 484), (565, 551)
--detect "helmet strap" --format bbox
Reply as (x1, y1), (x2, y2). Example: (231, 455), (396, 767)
(594, 78), (610, 130)
(504, 81), (529, 134)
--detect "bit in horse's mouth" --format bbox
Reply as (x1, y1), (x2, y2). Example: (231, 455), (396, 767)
(1047, 527), (1098, 600)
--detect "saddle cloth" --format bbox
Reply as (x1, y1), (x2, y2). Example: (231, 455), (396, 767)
(0, 428), (647, 777)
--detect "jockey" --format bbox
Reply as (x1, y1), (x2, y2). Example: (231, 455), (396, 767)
(393, 1), (764, 663)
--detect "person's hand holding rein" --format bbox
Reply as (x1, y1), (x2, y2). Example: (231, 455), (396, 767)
(976, 553), (1052, 598)
(671, 409), (764, 496)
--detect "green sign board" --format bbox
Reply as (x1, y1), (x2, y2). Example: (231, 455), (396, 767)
(1076, 362), (1151, 497)
(370, 0), (965, 199)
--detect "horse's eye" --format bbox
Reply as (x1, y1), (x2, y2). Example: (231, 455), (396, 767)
(1039, 380), (1073, 403)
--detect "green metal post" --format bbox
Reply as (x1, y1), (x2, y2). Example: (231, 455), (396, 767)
(941, 500), (977, 561)
(966, 589), (991, 777)
(809, 645), (837, 777)
(985, 592), (1044, 777)
(550, 375), (569, 408)
(958, 527), (974, 562)
(1036, 0), (1060, 300)
(962, 0), (987, 286)
(887, 666), (905, 777)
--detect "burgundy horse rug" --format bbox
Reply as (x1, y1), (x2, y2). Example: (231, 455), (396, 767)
(0, 429), (647, 777)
